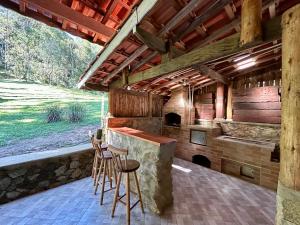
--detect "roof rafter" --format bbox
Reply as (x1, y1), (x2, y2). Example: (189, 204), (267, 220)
(98, 0), (208, 85)
(23, 0), (115, 37)
(77, 0), (160, 88)
(110, 15), (281, 88)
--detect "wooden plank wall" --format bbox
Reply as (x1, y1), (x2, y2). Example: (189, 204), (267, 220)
(152, 94), (163, 117)
(194, 92), (216, 120)
(232, 70), (282, 124)
(109, 89), (163, 117)
(232, 86), (281, 123)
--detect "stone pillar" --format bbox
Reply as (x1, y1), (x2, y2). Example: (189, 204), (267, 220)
(226, 81), (233, 121)
(215, 82), (225, 120)
(276, 4), (300, 225)
(240, 0), (262, 46)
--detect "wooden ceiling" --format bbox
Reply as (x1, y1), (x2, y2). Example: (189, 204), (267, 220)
(1, 0), (299, 95)
(0, 0), (141, 45)
(77, 0), (299, 95)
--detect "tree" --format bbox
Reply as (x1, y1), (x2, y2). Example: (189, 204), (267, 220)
(0, 6), (100, 88)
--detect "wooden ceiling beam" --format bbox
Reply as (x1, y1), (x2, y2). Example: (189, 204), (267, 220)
(194, 80), (217, 91)
(188, 18), (240, 50)
(101, 0), (119, 24)
(133, 26), (167, 53)
(172, 0), (232, 43)
(139, 68), (194, 91)
(110, 15), (281, 89)
(22, 0), (115, 37)
(98, 0), (206, 85)
(82, 83), (109, 92)
(0, 0), (103, 43)
(191, 64), (228, 84)
(77, 0), (160, 88)
(134, 0), (234, 72)
(151, 71), (199, 92)
(131, 51), (158, 72)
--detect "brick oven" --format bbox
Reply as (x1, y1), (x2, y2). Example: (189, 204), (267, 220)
(163, 87), (195, 127)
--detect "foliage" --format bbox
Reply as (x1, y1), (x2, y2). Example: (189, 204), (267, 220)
(66, 103), (86, 123)
(0, 79), (108, 146)
(0, 6), (100, 88)
(45, 105), (63, 123)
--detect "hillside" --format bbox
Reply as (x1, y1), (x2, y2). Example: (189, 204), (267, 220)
(0, 79), (107, 155)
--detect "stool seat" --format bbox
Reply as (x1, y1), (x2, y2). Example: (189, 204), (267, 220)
(96, 150), (112, 159)
(118, 160), (140, 173)
(101, 143), (108, 149)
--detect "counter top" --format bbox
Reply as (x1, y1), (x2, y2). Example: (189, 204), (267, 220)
(109, 127), (177, 146)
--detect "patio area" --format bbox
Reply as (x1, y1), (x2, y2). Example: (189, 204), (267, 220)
(0, 158), (276, 225)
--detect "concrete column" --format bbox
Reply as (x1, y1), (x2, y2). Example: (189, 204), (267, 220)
(276, 4), (300, 225)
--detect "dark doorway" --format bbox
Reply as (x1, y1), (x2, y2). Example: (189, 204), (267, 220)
(192, 155), (211, 168)
(165, 112), (181, 127)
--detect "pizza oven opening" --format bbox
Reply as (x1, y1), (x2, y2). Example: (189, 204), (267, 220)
(165, 112), (181, 127)
(192, 155), (211, 168)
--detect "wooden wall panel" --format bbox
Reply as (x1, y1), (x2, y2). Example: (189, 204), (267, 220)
(152, 94), (163, 117)
(109, 89), (149, 117)
(109, 89), (163, 117)
(232, 86), (281, 124)
(194, 92), (215, 120)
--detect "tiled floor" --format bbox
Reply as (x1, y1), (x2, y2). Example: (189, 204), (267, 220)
(0, 158), (276, 225)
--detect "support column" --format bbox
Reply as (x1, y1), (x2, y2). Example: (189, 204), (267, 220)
(215, 82), (225, 120)
(276, 4), (300, 225)
(226, 81), (233, 121)
(240, 0), (262, 46)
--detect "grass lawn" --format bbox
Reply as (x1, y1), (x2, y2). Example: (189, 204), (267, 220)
(0, 79), (108, 146)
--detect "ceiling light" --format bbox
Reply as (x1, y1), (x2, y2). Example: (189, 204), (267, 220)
(233, 54), (251, 62)
(236, 58), (256, 70)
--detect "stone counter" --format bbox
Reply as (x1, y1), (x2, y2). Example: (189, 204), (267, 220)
(107, 127), (176, 214)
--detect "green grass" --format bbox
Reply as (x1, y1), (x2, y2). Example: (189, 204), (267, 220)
(0, 79), (108, 146)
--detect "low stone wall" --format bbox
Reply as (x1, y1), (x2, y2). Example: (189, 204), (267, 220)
(219, 121), (281, 142)
(0, 144), (94, 204)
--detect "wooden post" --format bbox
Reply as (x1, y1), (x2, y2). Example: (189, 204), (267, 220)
(226, 81), (233, 120)
(215, 82), (225, 120)
(240, 0), (262, 46)
(276, 4), (300, 225)
(122, 68), (129, 87)
(148, 93), (153, 118)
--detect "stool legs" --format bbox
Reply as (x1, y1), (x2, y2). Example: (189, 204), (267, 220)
(126, 173), (130, 225)
(134, 171), (144, 213)
(112, 172), (122, 217)
(100, 160), (108, 205)
(111, 172), (144, 225)
(94, 158), (104, 194)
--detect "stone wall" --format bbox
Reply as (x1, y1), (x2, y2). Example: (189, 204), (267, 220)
(108, 129), (175, 215)
(107, 117), (162, 135)
(219, 121), (281, 142)
(0, 145), (94, 204)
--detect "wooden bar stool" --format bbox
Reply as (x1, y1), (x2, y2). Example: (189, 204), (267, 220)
(108, 145), (144, 225)
(91, 136), (117, 205)
(90, 134), (108, 186)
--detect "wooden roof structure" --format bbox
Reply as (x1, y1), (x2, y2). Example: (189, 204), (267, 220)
(1, 0), (299, 95)
(0, 0), (141, 45)
(75, 0), (299, 95)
